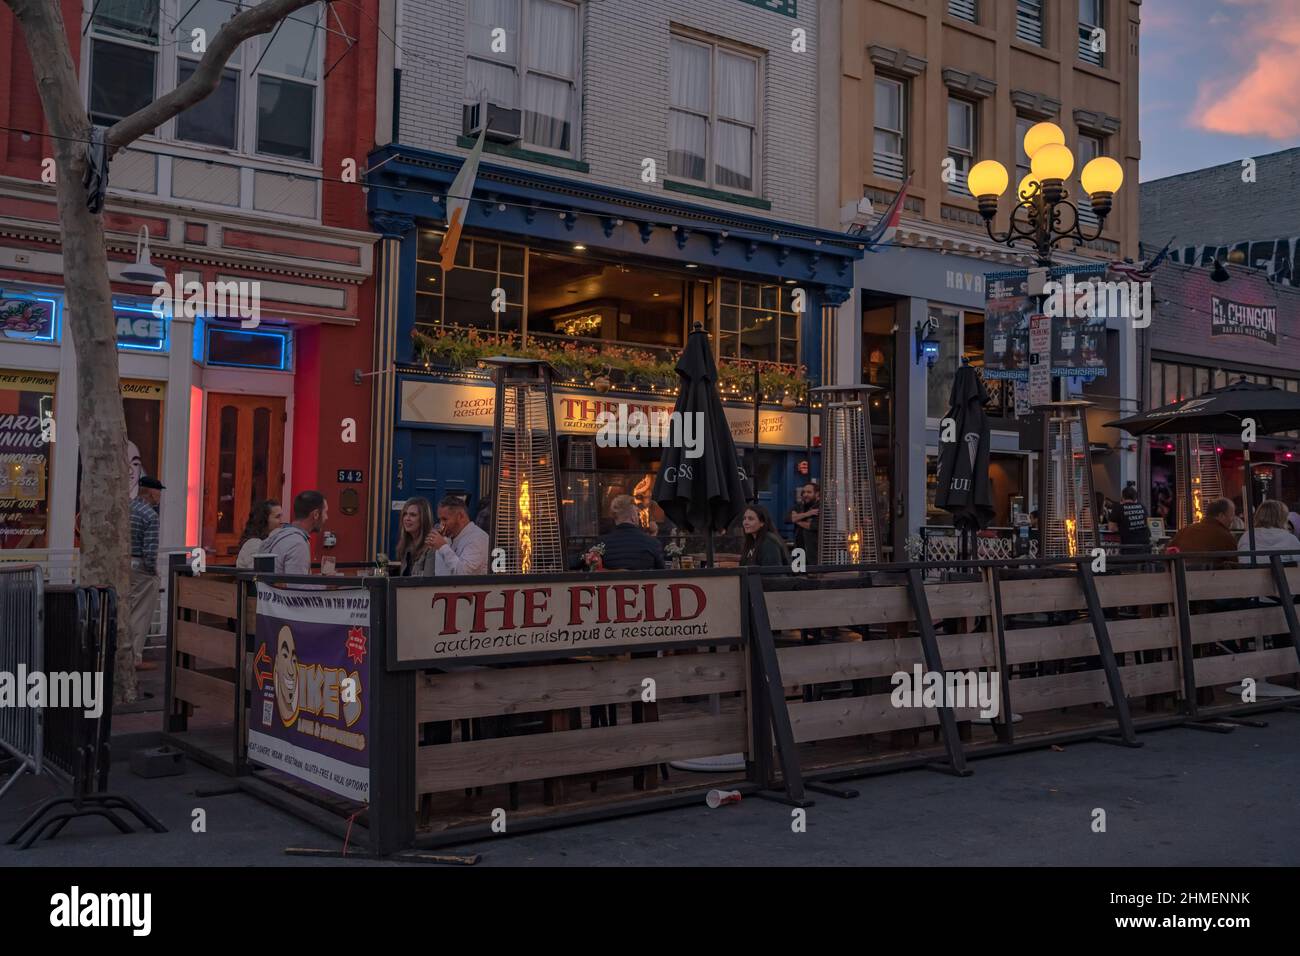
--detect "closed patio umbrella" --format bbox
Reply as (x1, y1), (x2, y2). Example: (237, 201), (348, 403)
(934, 361), (994, 558)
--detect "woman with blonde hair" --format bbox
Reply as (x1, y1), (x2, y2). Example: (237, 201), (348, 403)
(396, 497), (436, 576)
(1238, 498), (1300, 565)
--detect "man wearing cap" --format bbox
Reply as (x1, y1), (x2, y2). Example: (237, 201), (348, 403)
(129, 476), (164, 671)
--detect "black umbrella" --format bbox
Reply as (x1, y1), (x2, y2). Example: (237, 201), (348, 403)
(934, 361), (994, 558)
(1106, 377), (1300, 558)
(653, 324), (749, 566)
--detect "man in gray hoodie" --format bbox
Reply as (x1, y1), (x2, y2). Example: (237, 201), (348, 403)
(262, 490), (327, 574)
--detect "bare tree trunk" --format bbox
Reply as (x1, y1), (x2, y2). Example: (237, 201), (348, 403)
(8, 0), (135, 700)
(5, 0), (321, 704)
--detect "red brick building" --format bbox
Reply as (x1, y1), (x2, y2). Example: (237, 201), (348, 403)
(0, 0), (380, 571)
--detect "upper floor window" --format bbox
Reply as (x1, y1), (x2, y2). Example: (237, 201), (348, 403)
(669, 34), (760, 193)
(1078, 0), (1105, 66)
(1016, 0), (1044, 46)
(1075, 132), (1104, 227)
(415, 232), (525, 336)
(1015, 115), (1033, 184)
(873, 76), (906, 180)
(947, 99), (975, 197)
(88, 0), (323, 164)
(947, 0), (978, 24)
(464, 0), (580, 154)
(719, 280), (798, 366)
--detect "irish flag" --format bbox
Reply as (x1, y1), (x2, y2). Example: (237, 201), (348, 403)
(439, 127), (487, 271)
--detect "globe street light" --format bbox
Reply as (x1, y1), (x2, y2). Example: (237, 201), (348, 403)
(967, 122), (1123, 266)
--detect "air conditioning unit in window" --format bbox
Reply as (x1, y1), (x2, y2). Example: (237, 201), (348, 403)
(463, 99), (522, 144)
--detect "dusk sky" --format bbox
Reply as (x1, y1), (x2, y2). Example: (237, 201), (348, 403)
(1140, 0), (1300, 182)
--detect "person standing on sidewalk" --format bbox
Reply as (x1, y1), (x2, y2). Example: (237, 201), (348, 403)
(129, 476), (163, 671)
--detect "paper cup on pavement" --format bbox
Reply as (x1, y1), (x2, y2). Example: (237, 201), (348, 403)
(705, 789), (742, 809)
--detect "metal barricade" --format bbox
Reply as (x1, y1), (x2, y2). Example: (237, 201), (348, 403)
(0, 564), (44, 802)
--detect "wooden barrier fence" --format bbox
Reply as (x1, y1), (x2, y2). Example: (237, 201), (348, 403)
(160, 553), (1300, 852)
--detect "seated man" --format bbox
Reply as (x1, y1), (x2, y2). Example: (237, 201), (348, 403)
(595, 494), (665, 571)
(427, 494), (490, 576)
(1168, 496), (1237, 567)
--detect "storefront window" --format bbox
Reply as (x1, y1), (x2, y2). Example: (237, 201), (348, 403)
(0, 370), (55, 549)
(718, 279), (798, 365)
(925, 305), (961, 419)
(528, 252), (686, 356)
(415, 231), (525, 337)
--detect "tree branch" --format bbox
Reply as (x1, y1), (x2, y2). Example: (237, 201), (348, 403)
(104, 0), (321, 154)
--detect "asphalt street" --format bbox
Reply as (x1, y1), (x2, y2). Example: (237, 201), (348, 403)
(3, 712), (1298, 867)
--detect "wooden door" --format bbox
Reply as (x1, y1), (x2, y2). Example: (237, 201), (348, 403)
(203, 394), (285, 559)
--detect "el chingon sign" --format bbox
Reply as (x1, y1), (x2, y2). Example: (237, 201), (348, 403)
(1212, 294), (1278, 345)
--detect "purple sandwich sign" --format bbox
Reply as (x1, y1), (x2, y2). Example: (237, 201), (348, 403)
(248, 584), (371, 802)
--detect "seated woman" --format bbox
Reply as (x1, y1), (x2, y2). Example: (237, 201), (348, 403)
(1238, 499), (1300, 565)
(739, 504), (790, 568)
(395, 497), (436, 576)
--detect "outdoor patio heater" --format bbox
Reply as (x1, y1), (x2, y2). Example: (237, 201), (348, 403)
(1039, 400), (1099, 559)
(813, 384), (882, 566)
(486, 357), (566, 573)
(1173, 434), (1223, 528)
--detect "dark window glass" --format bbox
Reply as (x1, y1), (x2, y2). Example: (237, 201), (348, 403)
(207, 329), (290, 369)
(176, 61), (238, 148)
(443, 269), (499, 330)
(500, 245), (525, 274)
(256, 76), (313, 160)
(89, 40), (156, 125)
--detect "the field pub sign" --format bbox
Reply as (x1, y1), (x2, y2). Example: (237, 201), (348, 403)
(1211, 294), (1277, 346)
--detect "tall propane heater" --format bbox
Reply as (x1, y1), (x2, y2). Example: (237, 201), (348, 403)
(1174, 434), (1223, 529)
(1039, 399), (1099, 559)
(813, 384), (882, 566)
(485, 357), (566, 573)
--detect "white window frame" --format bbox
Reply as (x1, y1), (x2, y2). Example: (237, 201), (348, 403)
(947, 98), (975, 197)
(1078, 0), (1105, 66)
(873, 76), (906, 181)
(80, 0), (325, 220)
(668, 31), (763, 196)
(1076, 131), (1104, 226)
(1014, 115), (1033, 183)
(463, 0), (583, 158)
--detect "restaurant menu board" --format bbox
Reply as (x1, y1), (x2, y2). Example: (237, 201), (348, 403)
(248, 585), (371, 802)
(0, 369), (55, 549)
(983, 273), (1033, 381)
(392, 575), (744, 667)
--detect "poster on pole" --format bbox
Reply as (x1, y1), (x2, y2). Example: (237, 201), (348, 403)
(248, 585), (371, 802)
(1028, 315), (1052, 407)
(983, 272), (1032, 381)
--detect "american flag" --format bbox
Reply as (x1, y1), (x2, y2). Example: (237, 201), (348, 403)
(1107, 236), (1173, 281)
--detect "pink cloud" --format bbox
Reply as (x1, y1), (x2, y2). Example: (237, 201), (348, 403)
(1194, 1), (1300, 138)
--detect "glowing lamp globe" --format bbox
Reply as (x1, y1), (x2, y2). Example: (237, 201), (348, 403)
(1022, 122), (1065, 160)
(1080, 156), (1123, 196)
(1030, 143), (1074, 183)
(967, 160), (1008, 220)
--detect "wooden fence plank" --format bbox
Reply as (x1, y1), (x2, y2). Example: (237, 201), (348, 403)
(764, 586), (911, 631)
(413, 712), (747, 794)
(787, 693), (983, 743)
(175, 619), (237, 669)
(1193, 649), (1299, 687)
(176, 575), (237, 618)
(999, 576), (1086, 615)
(1188, 605), (1290, 646)
(1095, 572), (1174, 607)
(1003, 616), (1176, 665)
(923, 580), (992, 618)
(415, 653), (746, 722)
(1011, 661), (1177, 712)
(775, 632), (996, 685)
(174, 668), (235, 714)
(1185, 568), (1276, 600)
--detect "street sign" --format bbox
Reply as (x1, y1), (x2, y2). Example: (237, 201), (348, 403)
(1028, 314), (1051, 407)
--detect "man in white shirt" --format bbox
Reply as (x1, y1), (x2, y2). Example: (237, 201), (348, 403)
(426, 494), (489, 576)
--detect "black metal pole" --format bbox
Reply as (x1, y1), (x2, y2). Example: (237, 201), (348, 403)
(752, 366), (760, 504)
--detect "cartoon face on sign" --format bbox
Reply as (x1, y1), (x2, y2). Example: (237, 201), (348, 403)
(274, 626), (299, 725)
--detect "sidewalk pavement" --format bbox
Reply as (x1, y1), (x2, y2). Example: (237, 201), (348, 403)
(3, 711), (1299, 867)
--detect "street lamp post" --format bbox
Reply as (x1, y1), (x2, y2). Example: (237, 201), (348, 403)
(966, 122), (1124, 268)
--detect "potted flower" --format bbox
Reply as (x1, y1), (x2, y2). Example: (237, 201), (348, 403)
(582, 541), (606, 572)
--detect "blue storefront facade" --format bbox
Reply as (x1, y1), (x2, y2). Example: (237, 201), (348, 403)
(363, 144), (862, 557)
